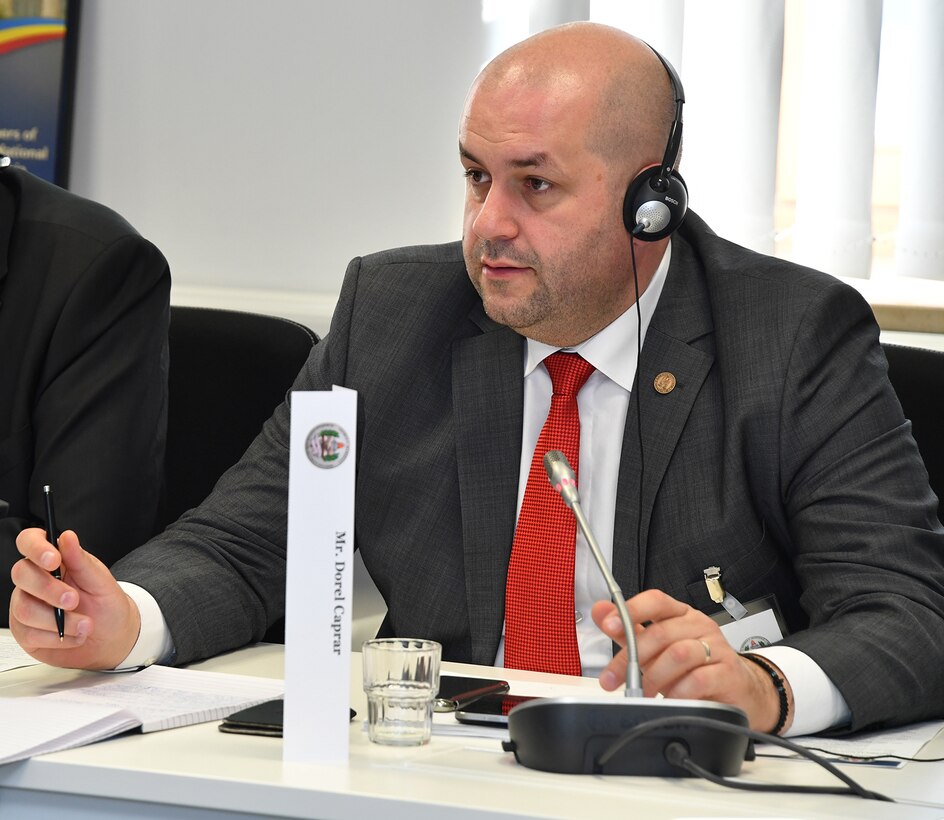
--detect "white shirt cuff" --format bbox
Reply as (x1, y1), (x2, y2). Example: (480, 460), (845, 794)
(752, 645), (851, 736)
(114, 582), (175, 670)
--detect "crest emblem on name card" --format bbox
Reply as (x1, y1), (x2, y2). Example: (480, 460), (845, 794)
(305, 424), (350, 468)
(739, 636), (771, 652)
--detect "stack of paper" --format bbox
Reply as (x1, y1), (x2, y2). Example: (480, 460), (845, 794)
(0, 664), (284, 765)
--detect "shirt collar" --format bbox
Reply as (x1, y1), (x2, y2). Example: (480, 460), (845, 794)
(524, 240), (673, 391)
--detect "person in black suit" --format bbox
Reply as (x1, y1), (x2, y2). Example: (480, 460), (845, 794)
(0, 160), (170, 625)
(8, 25), (944, 737)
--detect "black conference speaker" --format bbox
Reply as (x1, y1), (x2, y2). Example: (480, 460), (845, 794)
(505, 697), (749, 777)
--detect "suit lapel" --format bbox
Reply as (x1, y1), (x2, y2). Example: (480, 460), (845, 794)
(452, 309), (523, 664)
(612, 237), (715, 595)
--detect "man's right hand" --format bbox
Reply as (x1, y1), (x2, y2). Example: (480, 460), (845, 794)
(10, 528), (141, 670)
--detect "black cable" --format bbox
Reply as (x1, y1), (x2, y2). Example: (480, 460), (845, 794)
(758, 747), (944, 764)
(596, 715), (893, 802)
(629, 233), (645, 593)
(666, 743), (879, 797)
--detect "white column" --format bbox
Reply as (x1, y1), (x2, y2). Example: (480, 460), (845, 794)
(792, 0), (883, 278)
(895, 0), (944, 280)
(681, 0), (785, 253)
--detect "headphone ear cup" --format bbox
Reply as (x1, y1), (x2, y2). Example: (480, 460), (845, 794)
(622, 167), (688, 241)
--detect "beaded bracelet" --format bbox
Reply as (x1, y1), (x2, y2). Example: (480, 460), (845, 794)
(741, 652), (789, 735)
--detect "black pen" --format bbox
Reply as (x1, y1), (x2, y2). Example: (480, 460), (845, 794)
(43, 484), (65, 641)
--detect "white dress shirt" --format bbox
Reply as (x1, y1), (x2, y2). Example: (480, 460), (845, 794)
(119, 241), (849, 734)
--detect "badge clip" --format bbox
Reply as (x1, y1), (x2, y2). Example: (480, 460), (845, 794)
(703, 566), (748, 620)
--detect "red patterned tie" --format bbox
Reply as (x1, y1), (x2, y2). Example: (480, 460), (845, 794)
(504, 352), (596, 676)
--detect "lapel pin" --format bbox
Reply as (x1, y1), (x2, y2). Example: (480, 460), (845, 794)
(653, 371), (676, 394)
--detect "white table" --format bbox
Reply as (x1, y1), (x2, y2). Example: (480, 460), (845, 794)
(1, 639), (943, 820)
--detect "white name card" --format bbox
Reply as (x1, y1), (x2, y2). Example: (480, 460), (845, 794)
(283, 387), (357, 763)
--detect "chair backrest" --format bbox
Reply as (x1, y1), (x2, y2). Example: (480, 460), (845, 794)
(160, 306), (318, 529)
(882, 342), (944, 524)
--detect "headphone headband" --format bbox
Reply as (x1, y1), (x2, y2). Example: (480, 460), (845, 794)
(647, 47), (685, 185)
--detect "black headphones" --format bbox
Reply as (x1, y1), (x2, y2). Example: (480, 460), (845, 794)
(622, 46), (688, 241)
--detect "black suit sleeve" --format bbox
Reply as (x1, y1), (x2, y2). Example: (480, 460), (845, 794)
(1, 234), (170, 623)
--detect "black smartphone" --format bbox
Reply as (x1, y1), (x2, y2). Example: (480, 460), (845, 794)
(454, 693), (537, 726)
(219, 699), (356, 737)
(434, 675), (511, 713)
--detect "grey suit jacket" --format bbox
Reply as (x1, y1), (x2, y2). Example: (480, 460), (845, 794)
(114, 212), (944, 732)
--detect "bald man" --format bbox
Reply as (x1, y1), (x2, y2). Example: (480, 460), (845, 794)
(11, 24), (944, 738)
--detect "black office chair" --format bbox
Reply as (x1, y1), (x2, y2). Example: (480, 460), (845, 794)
(160, 306), (318, 529)
(883, 342), (944, 523)
(161, 306), (317, 644)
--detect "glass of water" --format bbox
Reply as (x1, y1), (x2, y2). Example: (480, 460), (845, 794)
(362, 638), (442, 746)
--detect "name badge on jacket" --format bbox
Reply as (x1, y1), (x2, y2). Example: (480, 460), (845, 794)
(703, 565), (786, 652)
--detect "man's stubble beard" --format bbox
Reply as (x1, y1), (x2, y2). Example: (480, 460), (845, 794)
(464, 235), (619, 345)
(464, 238), (557, 334)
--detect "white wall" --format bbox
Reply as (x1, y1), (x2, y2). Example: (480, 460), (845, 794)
(69, 1), (485, 335)
(67, 1), (944, 343)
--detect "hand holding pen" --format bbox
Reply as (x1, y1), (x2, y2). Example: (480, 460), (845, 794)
(43, 484), (66, 641)
(10, 524), (144, 670)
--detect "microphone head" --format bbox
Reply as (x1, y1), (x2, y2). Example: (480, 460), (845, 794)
(543, 450), (580, 507)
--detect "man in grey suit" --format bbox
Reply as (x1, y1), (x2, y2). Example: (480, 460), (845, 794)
(10, 24), (944, 737)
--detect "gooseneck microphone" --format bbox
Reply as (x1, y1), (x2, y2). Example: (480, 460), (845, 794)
(543, 451), (642, 697)
(501, 451), (750, 777)
(504, 455), (888, 799)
